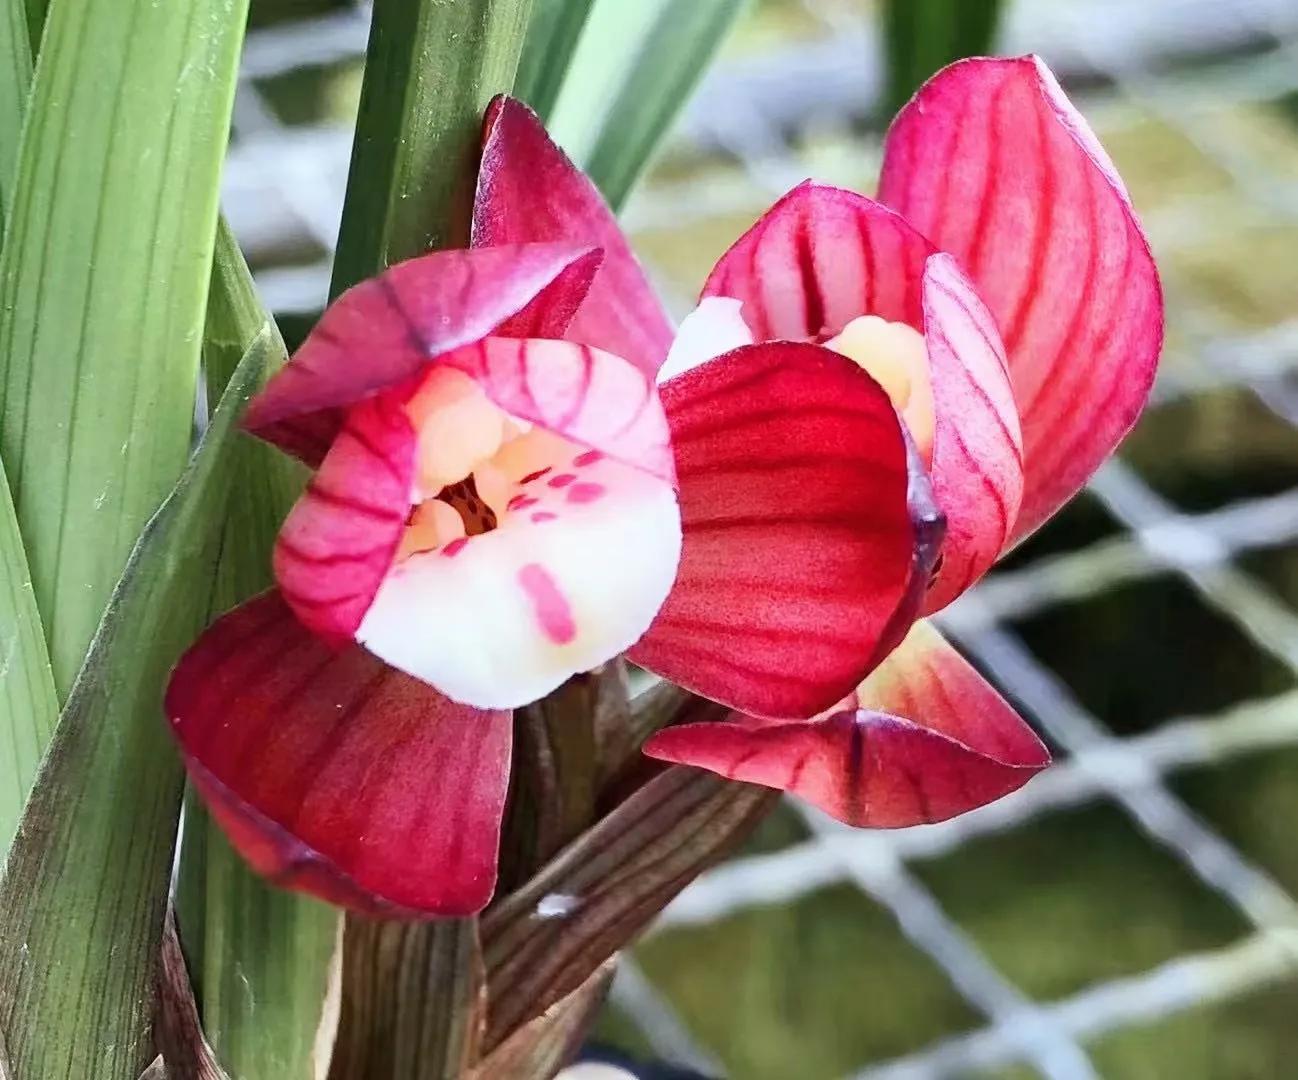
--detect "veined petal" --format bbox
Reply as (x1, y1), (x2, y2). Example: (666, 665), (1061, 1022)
(644, 621), (1048, 827)
(701, 181), (934, 341)
(921, 254), (1024, 610)
(629, 341), (923, 720)
(879, 55), (1162, 541)
(244, 242), (601, 465)
(474, 95), (674, 378)
(276, 336), (679, 707)
(166, 591), (512, 917)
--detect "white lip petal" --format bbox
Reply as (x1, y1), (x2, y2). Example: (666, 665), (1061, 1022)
(657, 296), (754, 385)
(357, 453), (682, 709)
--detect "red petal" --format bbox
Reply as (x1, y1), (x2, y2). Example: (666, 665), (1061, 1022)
(700, 181), (934, 340)
(274, 393), (414, 643)
(244, 242), (601, 466)
(879, 56), (1162, 541)
(166, 592), (512, 917)
(643, 622), (1048, 827)
(442, 336), (674, 484)
(628, 341), (923, 719)
(921, 254), (1024, 611)
(473, 96), (674, 378)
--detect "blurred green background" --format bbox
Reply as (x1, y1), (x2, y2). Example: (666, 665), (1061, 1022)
(229, 1), (1298, 1076)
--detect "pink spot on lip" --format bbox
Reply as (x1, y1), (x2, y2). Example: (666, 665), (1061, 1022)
(508, 494), (538, 511)
(547, 473), (576, 489)
(517, 563), (576, 645)
(531, 511), (557, 523)
(442, 537), (469, 557)
(573, 450), (603, 467)
(520, 466), (552, 484)
(566, 482), (605, 505)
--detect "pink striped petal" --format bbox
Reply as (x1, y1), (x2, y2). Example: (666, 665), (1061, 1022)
(921, 254), (1024, 611)
(244, 243), (601, 465)
(879, 55), (1163, 541)
(275, 336), (678, 707)
(474, 95), (674, 378)
(166, 591), (512, 917)
(629, 341), (926, 720)
(643, 622), (1048, 826)
(700, 181), (935, 340)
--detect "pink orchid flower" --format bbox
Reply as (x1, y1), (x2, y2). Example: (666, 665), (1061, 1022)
(166, 103), (934, 915)
(642, 56), (1163, 825)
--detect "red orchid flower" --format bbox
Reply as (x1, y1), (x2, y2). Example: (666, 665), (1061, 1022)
(642, 55), (1163, 826)
(166, 103), (933, 914)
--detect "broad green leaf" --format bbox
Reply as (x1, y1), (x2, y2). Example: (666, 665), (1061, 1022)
(514, 0), (597, 123)
(183, 220), (339, 1080)
(881, 0), (1003, 118)
(327, 920), (485, 1080)
(330, 0), (536, 296)
(0, 0), (248, 697)
(481, 767), (776, 1048)
(0, 336), (276, 1080)
(544, 0), (669, 163)
(0, 0), (30, 232)
(0, 456), (55, 857)
(581, 0), (748, 210)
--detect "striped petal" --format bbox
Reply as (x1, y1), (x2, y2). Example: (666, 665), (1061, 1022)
(921, 253), (1023, 611)
(275, 336), (679, 709)
(244, 242), (601, 465)
(643, 621), (1048, 826)
(474, 95), (674, 378)
(700, 181), (934, 341)
(879, 55), (1163, 541)
(629, 341), (925, 720)
(166, 591), (512, 917)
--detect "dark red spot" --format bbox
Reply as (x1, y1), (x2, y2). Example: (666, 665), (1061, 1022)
(508, 494), (538, 511)
(517, 563), (576, 644)
(520, 467), (552, 484)
(442, 538), (468, 558)
(573, 450), (603, 467)
(547, 473), (576, 489)
(566, 482), (605, 505)
(531, 511), (557, 523)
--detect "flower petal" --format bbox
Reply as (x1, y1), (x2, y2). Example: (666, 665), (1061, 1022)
(921, 253), (1024, 611)
(700, 181), (934, 341)
(166, 591), (512, 917)
(474, 95), (674, 378)
(879, 55), (1162, 541)
(643, 622), (1048, 827)
(244, 242), (601, 465)
(629, 341), (924, 720)
(657, 297), (754, 385)
(358, 448), (681, 710)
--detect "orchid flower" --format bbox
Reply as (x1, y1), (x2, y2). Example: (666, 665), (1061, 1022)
(166, 101), (932, 915)
(642, 56), (1163, 826)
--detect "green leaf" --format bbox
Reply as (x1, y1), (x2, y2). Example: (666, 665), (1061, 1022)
(0, 0), (249, 697)
(0, 0), (31, 234)
(513, 0), (597, 123)
(330, 0), (536, 296)
(155, 912), (231, 1080)
(881, 0), (1003, 118)
(327, 921), (486, 1080)
(581, 0), (749, 210)
(0, 456), (56, 858)
(181, 220), (339, 1080)
(481, 767), (777, 1048)
(0, 334), (277, 1080)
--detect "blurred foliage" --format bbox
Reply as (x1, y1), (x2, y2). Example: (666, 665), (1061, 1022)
(882, 0), (1003, 118)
